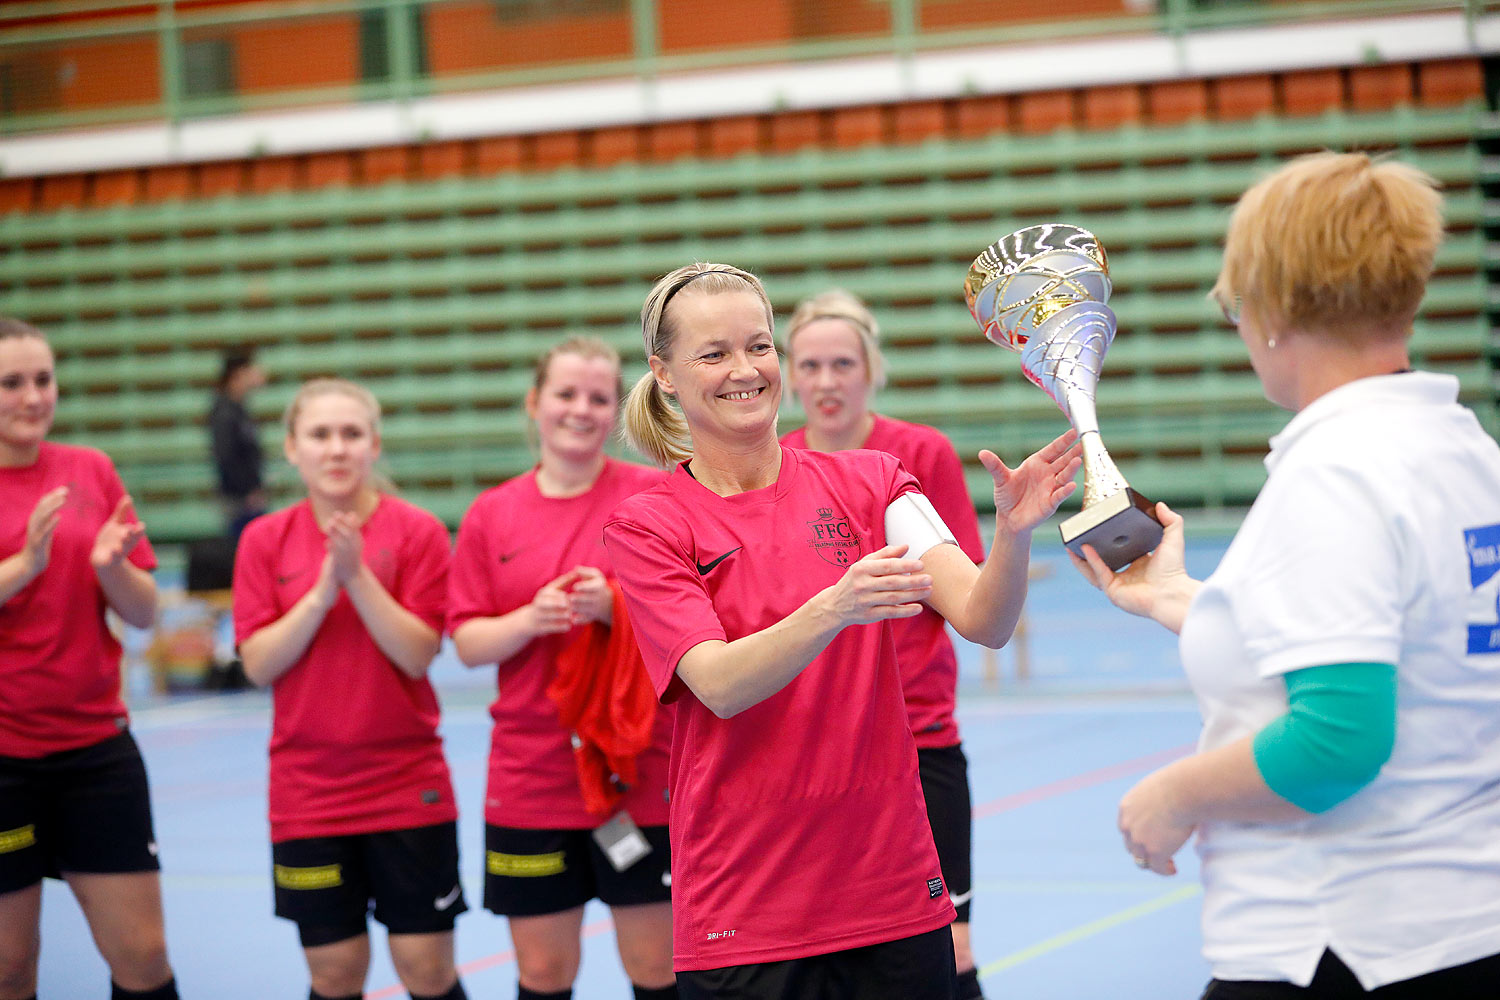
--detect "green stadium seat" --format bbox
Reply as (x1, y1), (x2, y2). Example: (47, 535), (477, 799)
(3, 105), (1488, 543)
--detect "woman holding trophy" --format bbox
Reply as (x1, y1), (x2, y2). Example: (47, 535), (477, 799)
(779, 289), (989, 1000)
(602, 262), (1079, 998)
(1068, 152), (1500, 995)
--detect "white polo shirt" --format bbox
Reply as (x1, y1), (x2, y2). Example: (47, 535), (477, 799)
(1179, 372), (1500, 989)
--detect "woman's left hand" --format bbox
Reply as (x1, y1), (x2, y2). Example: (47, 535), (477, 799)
(1119, 766), (1195, 876)
(90, 496), (146, 569)
(567, 565), (613, 626)
(326, 512), (364, 585)
(982, 429), (1082, 535)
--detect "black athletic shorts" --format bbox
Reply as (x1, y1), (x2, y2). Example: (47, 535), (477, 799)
(272, 820), (467, 948)
(918, 742), (974, 924)
(483, 822), (672, 917)
(0, 730), (161, 895)
(1202, 947), (1500, 1000)
(677, 924), (958, 1000)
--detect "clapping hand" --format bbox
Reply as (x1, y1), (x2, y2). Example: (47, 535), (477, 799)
(567, 565), (613, 626)
(24, 486), (68, 576)
(90, 495), (145, 570)
(983, 429), (1082, 535)
(530, 568), (584, 636)
(325, 511), (365, 585)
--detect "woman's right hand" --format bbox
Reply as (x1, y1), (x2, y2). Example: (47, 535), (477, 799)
(823, 544), (932, 627)
(528, 568), (584, 637)
(326, 511), (364, 585)
(1068, 501), (1198, 632)
(312, 553), (341, 608)
(22, 486), (68, 576)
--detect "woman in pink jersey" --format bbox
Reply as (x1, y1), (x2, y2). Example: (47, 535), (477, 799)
(780, 289), (988, 1000)
(0, 318), (178, 1000)
(448, 336), (675, 1000)
(232, 378), (468, 1000)
(602, 264), (1080, 1000)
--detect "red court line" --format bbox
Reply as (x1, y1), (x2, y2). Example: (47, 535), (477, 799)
(973, 742), (1196, 820)
(365, 917), (615, 999)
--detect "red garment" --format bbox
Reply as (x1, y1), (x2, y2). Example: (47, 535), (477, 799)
(604, 447), (954, 971)
(546, 580), (659, 816)
(232, 495), (457, 842)
(0, 443), (157, 758)
(447, 458), (670, 829)
(783, 415), (985, 748)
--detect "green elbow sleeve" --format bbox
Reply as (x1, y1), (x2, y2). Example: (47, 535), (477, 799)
(1251, 662), (1397, 814)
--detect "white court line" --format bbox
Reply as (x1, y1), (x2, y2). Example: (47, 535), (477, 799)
(978, 883), (1202, 979)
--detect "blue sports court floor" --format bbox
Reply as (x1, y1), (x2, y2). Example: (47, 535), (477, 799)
(38, 535), (1235, 999)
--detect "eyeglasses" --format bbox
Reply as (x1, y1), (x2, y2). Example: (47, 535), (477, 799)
(1217, 294), (1242, 327)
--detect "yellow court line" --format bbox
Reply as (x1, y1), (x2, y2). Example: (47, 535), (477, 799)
(979, 883), (1202, 979)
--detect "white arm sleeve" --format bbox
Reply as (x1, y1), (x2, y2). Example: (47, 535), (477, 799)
(885, 492), (957, 560)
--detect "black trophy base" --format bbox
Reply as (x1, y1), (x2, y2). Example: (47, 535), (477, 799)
(1060, 488), (1164, 571)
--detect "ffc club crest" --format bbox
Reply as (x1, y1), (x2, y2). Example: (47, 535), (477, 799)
(807, 506), (862, 567)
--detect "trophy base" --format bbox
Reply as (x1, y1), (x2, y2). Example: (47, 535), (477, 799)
(1060, 488), (1164, 571)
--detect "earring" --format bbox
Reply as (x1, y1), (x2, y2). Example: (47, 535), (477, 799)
(1266, 338), (1277, 349)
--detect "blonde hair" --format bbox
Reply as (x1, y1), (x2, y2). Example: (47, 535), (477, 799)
(622, 263), (774, 467)
(783, 289), (887, 389)
(282, 378), (392, 494)
(533, 335), (623, 400)
(0, 318), (47, 344)
(282, 378), (383, 438)
(1211, 151), (1443, 342)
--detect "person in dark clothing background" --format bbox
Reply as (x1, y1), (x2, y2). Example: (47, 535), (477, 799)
(209, 348), (267, 545)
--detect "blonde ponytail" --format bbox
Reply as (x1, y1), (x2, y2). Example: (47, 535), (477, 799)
(622, 370), (692, 467)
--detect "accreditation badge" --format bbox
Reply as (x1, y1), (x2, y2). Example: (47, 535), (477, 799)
(592, 811), (652, 872)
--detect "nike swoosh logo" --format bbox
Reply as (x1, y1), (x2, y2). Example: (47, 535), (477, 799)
(498, 550), (519, 564)
(695, 547), (741, 575)
(949, 889), (973, 906)
(276, 568), (308, 585)
(434, 884), (461, 911)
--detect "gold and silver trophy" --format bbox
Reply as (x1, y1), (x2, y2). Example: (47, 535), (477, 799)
(964, 223), (1163, 570)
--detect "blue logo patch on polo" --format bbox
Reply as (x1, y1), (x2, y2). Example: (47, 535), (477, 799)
(1465, 523), (1500, 655)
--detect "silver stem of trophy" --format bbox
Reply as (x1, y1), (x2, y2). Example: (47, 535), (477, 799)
(1019, 300), (1130, 507)
(1077, 432), (1130, 509)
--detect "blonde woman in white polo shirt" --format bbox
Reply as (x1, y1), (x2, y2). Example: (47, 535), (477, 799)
(1071, 151), (1500, 998)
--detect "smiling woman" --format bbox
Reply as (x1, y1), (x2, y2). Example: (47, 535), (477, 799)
(646, 288), (782, 480)
(604, 263), (1081, 1000)
(446, 337), (675, 1000)
(231, 377), (470, 1000)
(0, 318), (179, 1000)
